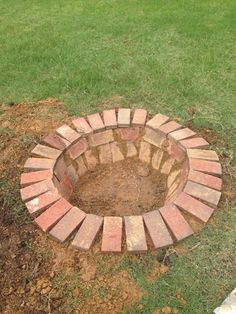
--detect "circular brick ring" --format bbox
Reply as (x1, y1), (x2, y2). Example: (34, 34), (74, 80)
(20, 109), (222, 253)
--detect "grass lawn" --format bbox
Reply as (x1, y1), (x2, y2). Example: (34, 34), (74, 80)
(0, 1), (236, 313)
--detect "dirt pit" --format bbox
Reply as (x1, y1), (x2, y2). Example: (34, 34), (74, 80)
(70, 158), (168, 216)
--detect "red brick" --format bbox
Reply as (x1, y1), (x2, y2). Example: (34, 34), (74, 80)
(54, 156), (67, 181)
(157, 121), (182, 135)
(87, 113), (105, 132)
(167, 169), (181, 188)
(56, 124), (80, 143)
(174, 192), (215, 223)
(43, 132), (70, 151)
(49, 207), (86, 242)
(167, 142), (186, 162)
(84, 150), (98, 171)
(161, 157), (175, 175)
(179, 137), (209, 149)
(118, 127), (139, 141)
(101, 216), (123, 252)
(99, 143), (112, 164)
(143, 210), (173, 248)
(184, 181), (221, 206)
(159, 205), (194, 241)
(34, 198), (73, 232)
(110, 142), (124, 162)
(20, 169), (53, 187)
(152, 149), (163, 170)
(88, 130), (114, 147)
(67, 165), (78, 186)
(53, 174), (73, 198)
(139, 141), (151, 164)
(187, 149), (219, 161)
(124, 216), (147, 252)
(126, 141), (137, 157)
(31, 144), (61, 159)
(72, 117), (93, 135)
(168, 128), (196, 142)
(20, 179), (55, 202)
(76, 156), (88, 176)
(146, 113), (169, 130)
(188, 169), (222, 191)
(26, 190), (61, 215)
(72, 214), (103, 250)
(177, 160), (189, 192)
(103, 109), (117, 129)
(143, 127), (165, 148)
(189, 159), (222, 175)
(132, 109), (147, 126)
(117, 108), (131, 127)
(24, 158), (55, 171)
(67, 138), (88, 160)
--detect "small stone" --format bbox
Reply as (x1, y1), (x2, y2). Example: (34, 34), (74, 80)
(137, 164), (150, 177)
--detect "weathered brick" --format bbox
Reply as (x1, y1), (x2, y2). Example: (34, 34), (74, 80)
(72, 117), (93, 135)
(189, 159), (222, 175)
(20, 169), (53, 187)
(161, 157), (175, 175)
(117, 108), (131, 127)
(54, 156), (67, 181)
(146, 113), (169, 130)
(184, 181), (221, 206)
(24, 158), (55, 171)
(20, 179), (55, 202)
(72, 214), (103, 250)
(132, 109), (147, 126)
(167, 142), (186, 162)
(143, 127), (165, 148)
(179, 137), (209, 149)
(174, 192), (215, 223)
(167, 169), (181, 188)
(53, 174), (73, 198)
(66, 165), (78, 186)
(103, 109), (117, 129)
(31, 144), (61, 159)
(110, 142), (124, 162)
(159, 205), (194, 241)
(139, 141), (151, 164)
(124, 216), (147, 252)
(26, 190), (61, 215)
(168, 128), (196, 142)
(118, 127), (139, 141)
(187, 149), (219, 161)
(157, 121), (182, 135)
(43, 132), (70, 151)
(188, 169), (222, 191)
(87, 113), (105, 132)
(101, 216), (123, 252)
(76, 156), (88, 176)
(152, 149), (163, 170)
(84, 150), (98, 171)
(143, 210), (173, 248)
(50, 207), (86, 242)
(166, 180), (179, 200)
(99, 143), (112, 164)
(177, 160), (189, 192)
(56, 124), (80, 143)
(34, 198), (73, 232)
(67, 138), (88, 160)
(88, 129), (114, 147)
(126, 141), (138, 158)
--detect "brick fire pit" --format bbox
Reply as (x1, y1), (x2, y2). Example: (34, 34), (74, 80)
(20, 108), (222, 253)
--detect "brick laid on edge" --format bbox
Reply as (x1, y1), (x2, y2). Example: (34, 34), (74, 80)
(87, 113), (105, 132)
(31, 144), (62, 159)
(88, 129), (114, 147)
(76, 156), (88, 176)
(67, 138), (88, 160)
(132, 109), (147, 126)
(139, 141), (151, 164)
(152, 149), (164, 170)
(20, 169), (53, 187)
(124, 216), (147, 252)
(103, 109), (117, 129)
(146, 113), (169, 130)
(189, 159), (222, 175)
(49, 206), (86, 241)
(72, 117), (93, 135)
(179, 137), (209, 149)
(143, 210), (173, 248)
(110, 142), (124, 162)
(72, 214), (103, 250)
(168, 128), (196, 142)
(174, 192), (215, 223)
(188, 169), (222, 191)
(126, 141), (138, 157)
(143, 127), (165, 148)
(24, 158), (55, 171)
(43, 132), (70, 151)
(167, 142), (186, 162)
(101, 216), (123, 252)
(118, 127), (139, 141)
(99, 143), (112, 164)
(56, 124), (80, 143)
(117, 108), (131, 127)
(26, 190), (61, 215)
(34, 198), (73, 232)
(20, 179), (55, 202)
(160, 157), (175, 175)
(187, 149), (219, 161)
(159, 205), (194, 241)
(184, 181), (221, 206)
(84, 150), (98, 171)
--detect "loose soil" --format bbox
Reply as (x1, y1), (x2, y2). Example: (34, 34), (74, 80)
(70, 159), (167, 216)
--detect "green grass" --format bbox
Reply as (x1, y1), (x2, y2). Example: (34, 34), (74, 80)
(0, 1), (236, 313)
